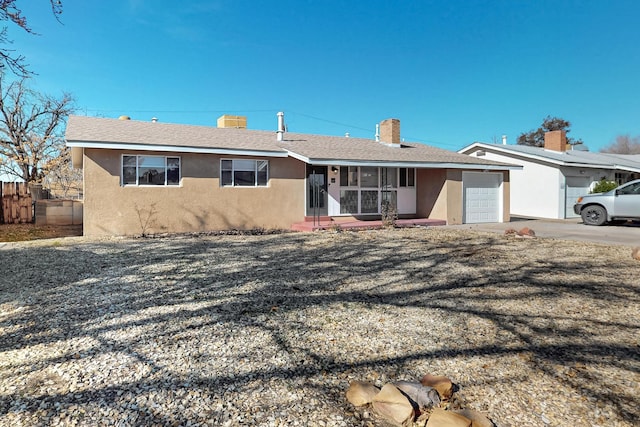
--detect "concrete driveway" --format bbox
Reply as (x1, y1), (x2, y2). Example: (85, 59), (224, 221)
(446, 217), (640, 247)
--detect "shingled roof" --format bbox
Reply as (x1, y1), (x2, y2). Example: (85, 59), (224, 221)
(66, 115), (518, 170)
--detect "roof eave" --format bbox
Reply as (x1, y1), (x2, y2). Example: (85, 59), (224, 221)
(288, 152), (521, 169)
(65, 140), (289, 158)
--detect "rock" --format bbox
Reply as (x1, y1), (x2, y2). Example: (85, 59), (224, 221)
(504, 228), (517, 235)
(346, 381), (379, 407)
(393, 381), (440, 414)
(426, 408), (472, 427)
(420, 374), (454, 400)
(454, 409), (495, 427)
(632, 247), (640, 261)
(517, 227), (535, 237)
(371, 383), (415, 426)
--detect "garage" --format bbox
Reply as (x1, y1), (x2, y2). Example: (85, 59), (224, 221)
(463, 172), (501, 223)
(565, 177), (591, 218)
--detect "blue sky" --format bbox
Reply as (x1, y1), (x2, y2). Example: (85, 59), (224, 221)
(10, 0), (640, 152)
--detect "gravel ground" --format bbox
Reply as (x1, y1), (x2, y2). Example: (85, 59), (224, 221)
(0, 228), (638, 427)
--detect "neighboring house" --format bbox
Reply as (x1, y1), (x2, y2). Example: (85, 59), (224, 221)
(65, 113), (520, 236)
(459, 131), (640, 219)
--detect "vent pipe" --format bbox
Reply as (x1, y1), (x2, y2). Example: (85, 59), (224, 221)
(151, 117), (158, 123)
(375, 124), (380, 142)
(502, 135), (507, 145)
(276, 112), (285, 141)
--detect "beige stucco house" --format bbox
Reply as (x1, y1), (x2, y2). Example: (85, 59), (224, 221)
(65, 113), (519, 236)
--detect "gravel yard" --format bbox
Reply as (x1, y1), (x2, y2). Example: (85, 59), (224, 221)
(0, 228), (638, 427)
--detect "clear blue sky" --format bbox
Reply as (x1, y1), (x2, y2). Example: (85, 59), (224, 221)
(10, 0), (640, 152)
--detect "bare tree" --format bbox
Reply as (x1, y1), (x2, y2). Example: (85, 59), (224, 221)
(0, 76), (74, 182)
(0, 0), (64, 76)
(600, 135), (640, 154)
(44, 147), (82, 197)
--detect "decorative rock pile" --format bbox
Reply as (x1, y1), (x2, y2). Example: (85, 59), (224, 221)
(504, 227), (536, 238)
(346, 374), (494, 427)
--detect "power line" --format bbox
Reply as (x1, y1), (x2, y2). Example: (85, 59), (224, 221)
(80, 107), (464, 149)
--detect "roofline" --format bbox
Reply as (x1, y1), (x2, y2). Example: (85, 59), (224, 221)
(287, 151), (521, 169)
(65, 140), (289, 158)
(459, 142), (640, 172)
(459, 142), (570, 166)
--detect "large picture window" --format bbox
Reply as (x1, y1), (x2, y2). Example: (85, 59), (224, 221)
(122, 155), (180, 186)
(221, 159), (269, 187)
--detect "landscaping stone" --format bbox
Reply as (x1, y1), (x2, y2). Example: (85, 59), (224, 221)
(371, 383), (415, 426)
(346, 381), (379, 407)
(454, 409), (494, 427)
(394, 380), (440, 414)
(426, 408), (472, 427)
(420, 374), (454, 400)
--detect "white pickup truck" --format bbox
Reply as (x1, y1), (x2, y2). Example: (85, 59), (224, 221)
(573, 179), (640, 225)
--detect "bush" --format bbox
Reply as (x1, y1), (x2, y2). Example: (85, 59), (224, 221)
(591, 179), (618, 194)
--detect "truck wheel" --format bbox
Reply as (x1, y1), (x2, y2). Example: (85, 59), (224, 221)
(581, 205), (607, 226)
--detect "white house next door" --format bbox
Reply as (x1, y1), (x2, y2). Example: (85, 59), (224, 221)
(463, 172), (501, 223)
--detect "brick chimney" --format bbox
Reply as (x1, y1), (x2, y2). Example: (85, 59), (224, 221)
(379, 118), (401, 145)
(544, 130), (567, 152)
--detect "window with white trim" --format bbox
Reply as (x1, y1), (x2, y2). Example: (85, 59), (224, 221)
(122, 155), (180, 186)
(221, 159), (269, 187)
(399, 168), (415, 187)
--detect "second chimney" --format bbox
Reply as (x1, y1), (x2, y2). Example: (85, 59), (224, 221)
(379, 118), (401, 145)
(544, 130), (567, 152)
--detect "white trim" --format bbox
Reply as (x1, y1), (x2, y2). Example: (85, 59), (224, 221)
(67, 141), (289, 158)
(121, 154), (182, 187)
(460, 143), (640, 173)
(288, 151), (520, 170)
(220, 158), (269, 188)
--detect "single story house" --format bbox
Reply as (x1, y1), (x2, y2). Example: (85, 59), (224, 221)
(65, 113), (520, 236)
(459, 131), (640, 219)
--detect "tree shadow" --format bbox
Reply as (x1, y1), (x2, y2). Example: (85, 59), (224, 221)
(0, 230), (638, 425)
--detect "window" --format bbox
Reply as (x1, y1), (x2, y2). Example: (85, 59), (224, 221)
(399, 168), (415, 187)
(221, 159), (269, 187)
(360, 167), (378, 188)
(122, 155), (180, 186)
(617, 182), (640, 195)
(339, 166), (358, 186)
(381, 167), (397, 189)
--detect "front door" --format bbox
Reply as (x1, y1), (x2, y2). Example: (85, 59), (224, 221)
(307, 165), (328, 216)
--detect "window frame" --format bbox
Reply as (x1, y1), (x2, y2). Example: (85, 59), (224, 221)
(399, 167), (415, 187)
(121, 154), (181, 187)
(220, 158), (269, 187)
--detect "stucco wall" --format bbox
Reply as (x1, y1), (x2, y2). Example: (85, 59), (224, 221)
(415, 169), (464, 224)
(82, 149), (306, 236)
(415, 168), (509, 225)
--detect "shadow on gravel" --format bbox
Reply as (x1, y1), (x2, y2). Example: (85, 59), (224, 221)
(0, 230), (638, 425)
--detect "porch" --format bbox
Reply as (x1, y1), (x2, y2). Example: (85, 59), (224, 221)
(290, 217), (447, 232)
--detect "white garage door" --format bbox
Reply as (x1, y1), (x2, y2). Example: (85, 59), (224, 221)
(565, 177), (591, 218)
(463, 172), (501, 223)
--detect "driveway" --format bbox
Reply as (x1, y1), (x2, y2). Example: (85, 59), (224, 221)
(447, 217), (640, 247)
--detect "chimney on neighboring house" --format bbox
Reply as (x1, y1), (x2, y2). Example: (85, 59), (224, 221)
(544, 130), (567, 152)
(379, 118), (401, 146)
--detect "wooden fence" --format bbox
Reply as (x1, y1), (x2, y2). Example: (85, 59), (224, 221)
(0, 182), (33, 224)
